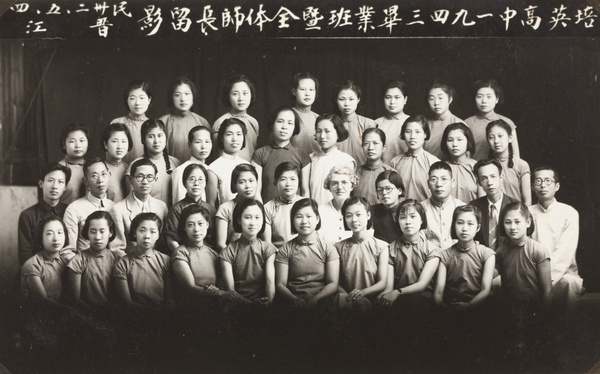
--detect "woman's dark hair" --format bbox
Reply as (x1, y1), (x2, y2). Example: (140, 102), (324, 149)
(450, 205), (482, 240)
(141, 118), (173, 174)
(486, 119), (514, 168)
(82, 210), (117, 243)
(290, 72), (319, 102)
(440, 122), (475, 158)
(473, 79), (503, 104)
(128, 212), (163, 242)
(315, 113), (349, 142)
(362, 127), (387, 146)
(35, 216), (69, 252)
(290, 198), (321, 234)
(230, 164), (258, 194)
(498, 202), (535, 238)
(269, 106), (300, 137)
(232, 199), (266, 236)
(274, 162), (300, 186)
(167, 77), (197, 109)
(124, 80), (152, 112)
(381, 80), (407, 97)
(102, 123), (134, 152)
(342, 196), (372, 231)
(60, 123), (89, 154)
(400, 115), (431, 141)
(182, 163), (208, 185)
(395, 199), (427, 231)
(217, 118), (247, 151)
(187, 126), (211, 143)
(178, 204), (213, 243)
(428, 80), (456, 102)
(332, 80), (362, 115)
(221, 75), (256, 108)
(375, 170), (404, 196)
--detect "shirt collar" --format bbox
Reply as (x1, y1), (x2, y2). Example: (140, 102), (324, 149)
(293, 106), (311, 114)
(362, 162), (383, 171)
(476, 112), (497, 121)
(239, 236), (259, 246)
(64, 156), (85, 166)
(277, 195), (298, 205)
(537, 199), (558, 213)
(343, 114), (357, 123)
(173, 110), (191, 118)
(509, 236), (529, 249)
(270, 142), (291, 150)
(128, 113), (147, 122)
(184, 194), (202, 204)
(221, 152), (239, 161)
(41, 252), (61, 262)
(132, 193), (146, 209)
(385, 114), (403, 120)
(487, 196), (503, 212)
(86, 191), (107, 208)
(455, 242), (475, 253)
(189, 156), (205, 164)
(405, 148), (424, 158)
(430, 196), (452, 209)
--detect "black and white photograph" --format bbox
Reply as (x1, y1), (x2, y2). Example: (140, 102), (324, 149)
(0, 0), (599, 372)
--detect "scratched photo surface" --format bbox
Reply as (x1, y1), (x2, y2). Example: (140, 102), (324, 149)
(0, 0), (599, 373)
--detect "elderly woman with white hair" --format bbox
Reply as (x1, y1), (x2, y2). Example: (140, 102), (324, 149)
(317, 165), (360, 244)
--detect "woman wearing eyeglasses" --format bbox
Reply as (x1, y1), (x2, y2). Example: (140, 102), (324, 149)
(110, 158), (169, 254)
(163, 163), (216, 254)
(371, 170), (406, 243)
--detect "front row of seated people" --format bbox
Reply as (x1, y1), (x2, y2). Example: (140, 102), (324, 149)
(18, 157), (581, 315)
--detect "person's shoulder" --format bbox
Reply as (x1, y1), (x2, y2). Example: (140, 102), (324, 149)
(153, 249), (170, 262)
(252, 145), (271, 161)
(110, 116), (129, 125)
(476, 242), (496, 257)
(469, 195), (487, 208)
(452, 196), (467, 207)
(374, 116), (386, 125)
(19, 203), (40, 220)
(22, 253), (43, 270)
(213, 113), (231, 131)
(190, 111), (210, 124)
(450, 114), (464, 123)
(424, 151), (440, 163)
(495, 113), (515, 127)
(463, 115), (478, 125)
(168, 156), (181, 167)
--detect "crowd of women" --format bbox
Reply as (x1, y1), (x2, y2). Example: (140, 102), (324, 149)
(17, 72), (581, 329)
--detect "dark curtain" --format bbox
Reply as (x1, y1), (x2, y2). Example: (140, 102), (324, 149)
(15, 36), (600, 291)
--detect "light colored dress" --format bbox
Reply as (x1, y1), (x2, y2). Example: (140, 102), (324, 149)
(425, 113), (464, 159)
(374, 113), (410, 163)
(111, 114), (148, 165)
(337, 114), (375, 166)
(389, 149), (440, 202)
(291, 107), (320, 155)
(160, 111), (211, 163)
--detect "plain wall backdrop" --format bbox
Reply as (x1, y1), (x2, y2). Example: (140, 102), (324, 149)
(7, 36), (600, 290)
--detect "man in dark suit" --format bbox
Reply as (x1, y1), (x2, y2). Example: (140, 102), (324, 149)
(469, 159), (518, 250)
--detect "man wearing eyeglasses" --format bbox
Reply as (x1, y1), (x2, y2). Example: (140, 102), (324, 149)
(62, 158), (115, 261)
(529, 166), (582, 313)
(110, 158), (169, 254)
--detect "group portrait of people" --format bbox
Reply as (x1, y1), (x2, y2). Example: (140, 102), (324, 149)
(13, 71), (584, 368)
